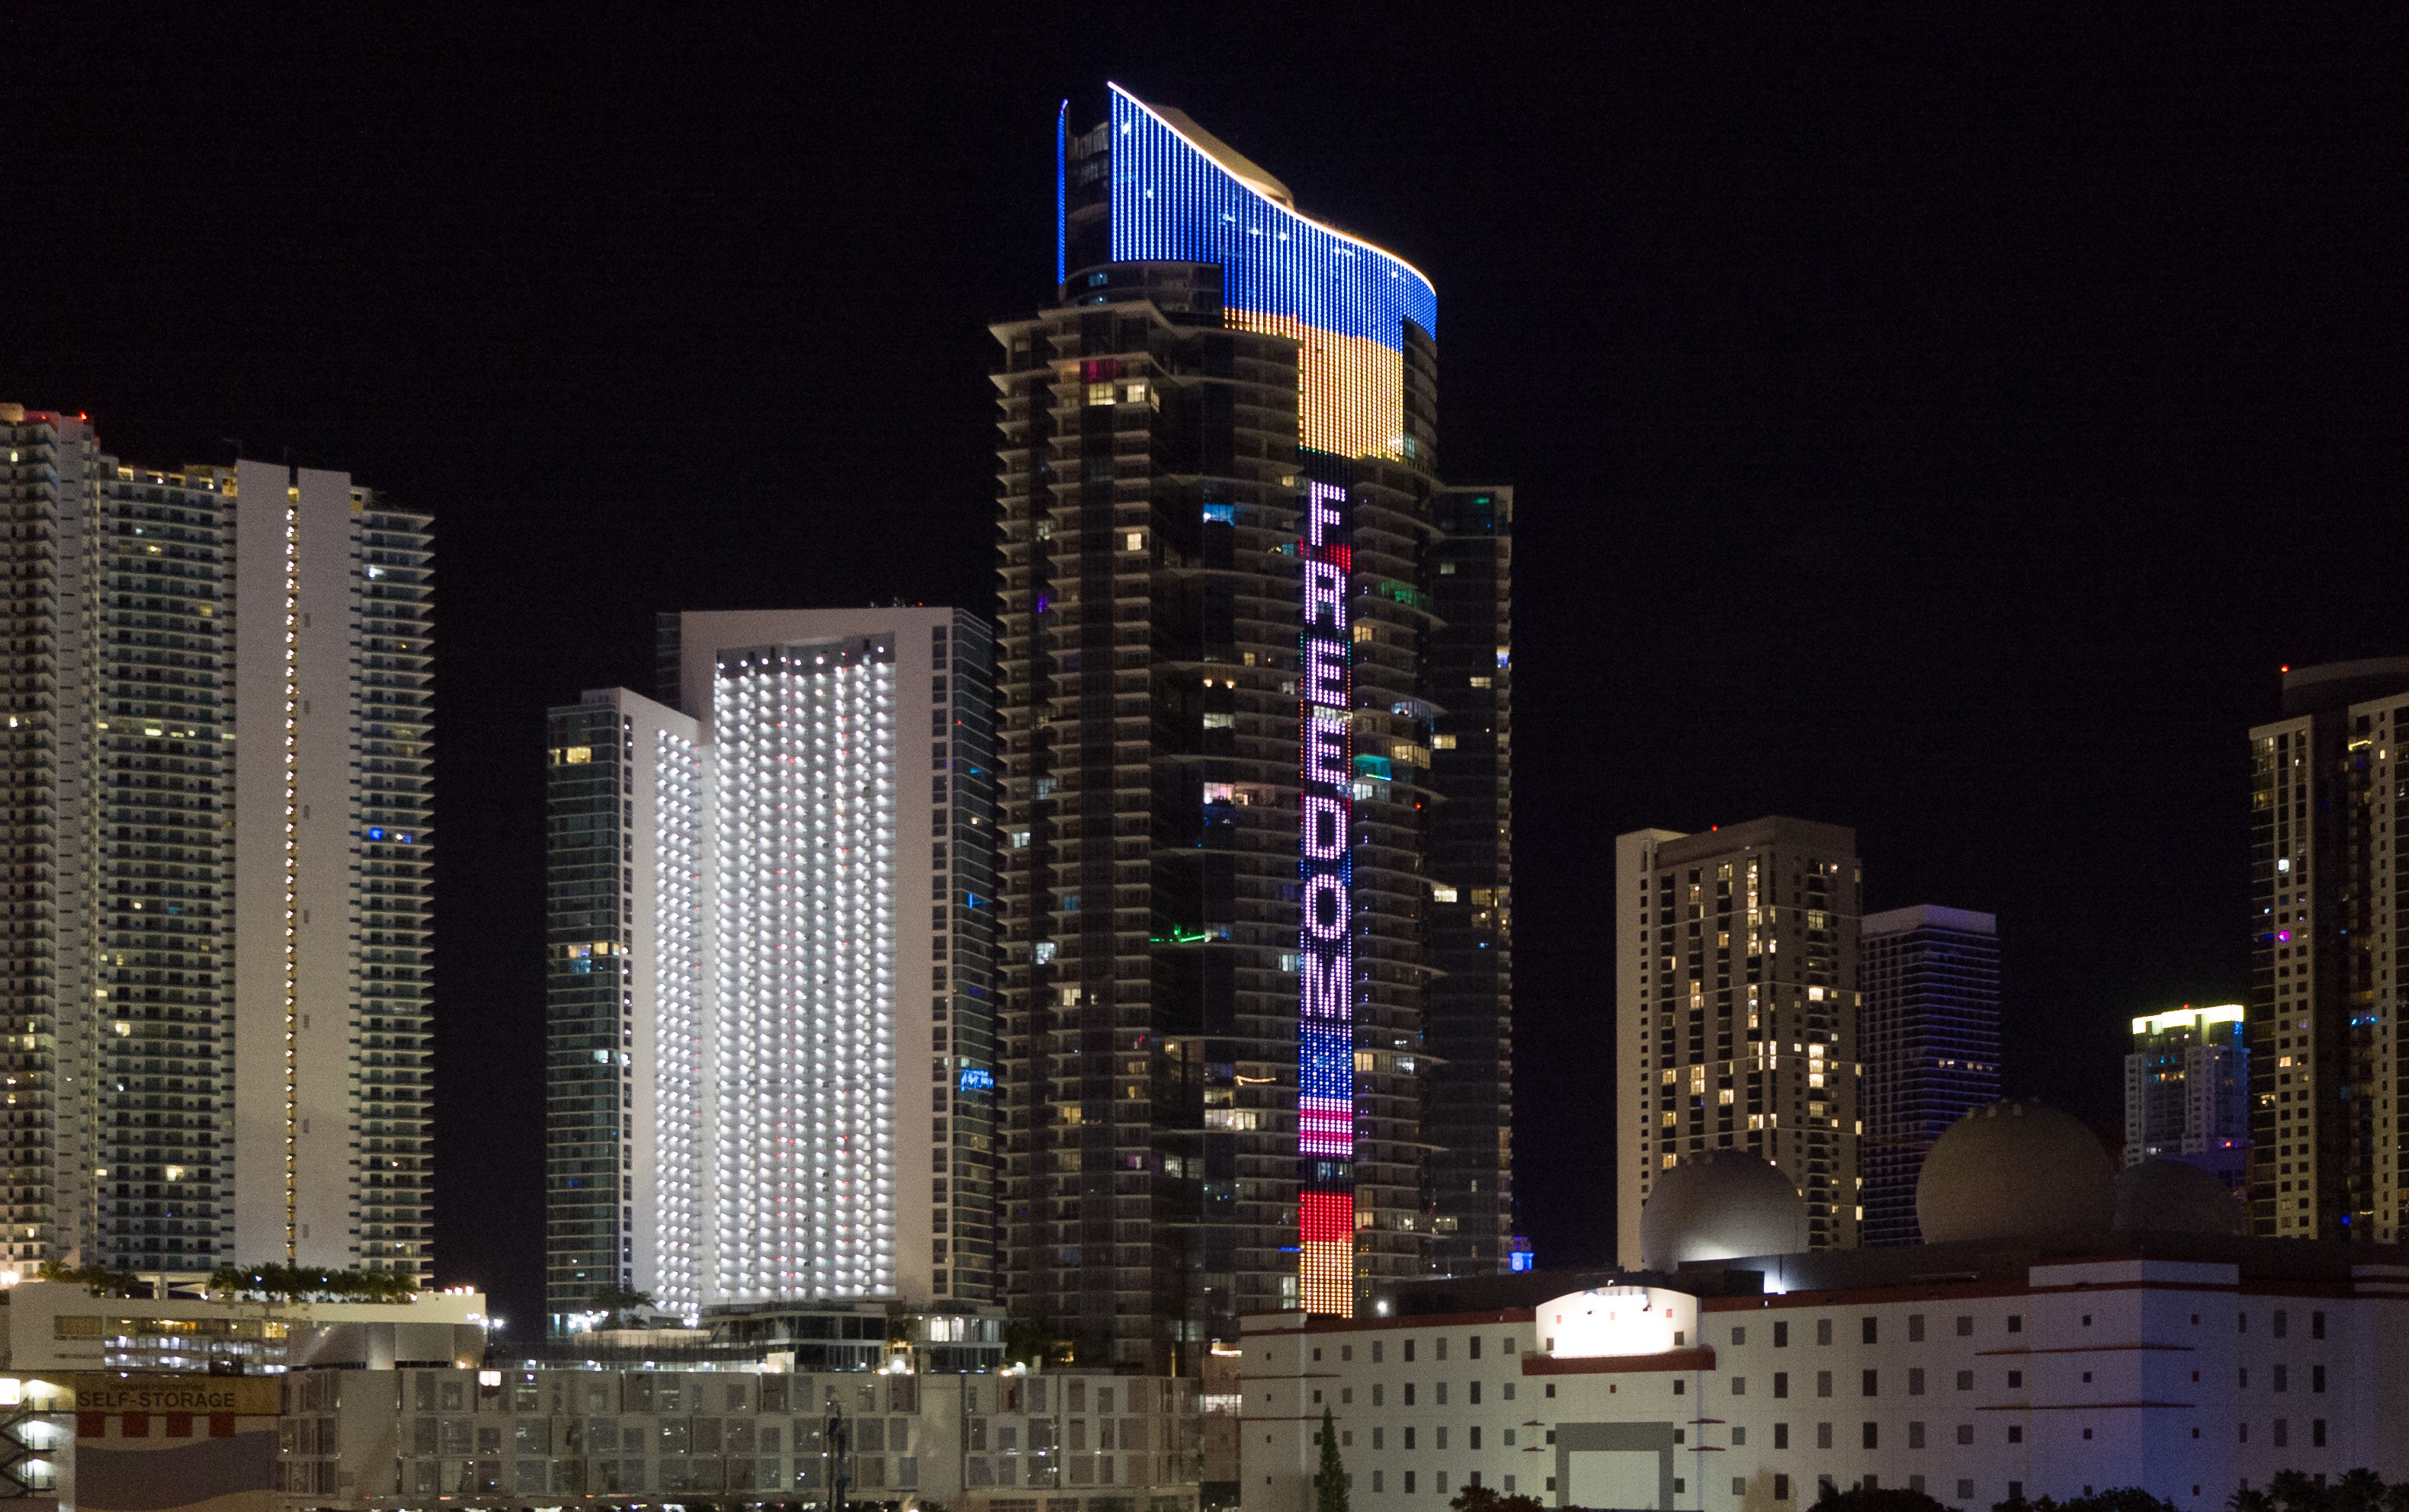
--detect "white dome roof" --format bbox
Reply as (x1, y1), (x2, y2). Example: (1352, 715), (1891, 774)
(2115, 1158), (2247, 1236)
(1641, 1149), (1808, 1270)
(1917, 1099), (2115, 1244)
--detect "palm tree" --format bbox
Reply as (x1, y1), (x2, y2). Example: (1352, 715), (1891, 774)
(2331, 1472), (2387, 1512)
(2268, 1471), (2327, 1512)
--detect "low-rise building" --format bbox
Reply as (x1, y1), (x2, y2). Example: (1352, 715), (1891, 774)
(1244, 1101), (2409, 1511)
(267, 1363), (1203, 1512)
(0, 1280), (489, 1376)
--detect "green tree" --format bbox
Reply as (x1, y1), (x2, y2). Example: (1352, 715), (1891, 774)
(1451, 1487), (1543, 1512)
(2330, 1473), (2388, 1512)
(37, 1261), (149, 1298)
(2229, 1489), (2275, 1512)
(2269, 1472), (2330, 1512)
(1808, 1485), (1954, 1512)
(1002, 1316), (1073, 1370)
(2064, 1491), (2179, 1512)
(1314, 1407), (1349, 1512)
(208, 1263), (418, 1303)
(585, 1286), (657, 1328)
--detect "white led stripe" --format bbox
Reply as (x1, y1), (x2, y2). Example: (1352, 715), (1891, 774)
(653, 731), (705, 1313)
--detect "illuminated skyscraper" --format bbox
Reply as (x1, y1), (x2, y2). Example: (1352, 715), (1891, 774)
(544, 608), (999, 1327)
(2246, 657), (2409, 1241)
(2124, 1004), (2249, 1187)
(1859, 905), (2000, 1247)
(0, 404), (434, 1279)
(1615, 818), (1862, 1266)
(994, 87), (1515, 1371)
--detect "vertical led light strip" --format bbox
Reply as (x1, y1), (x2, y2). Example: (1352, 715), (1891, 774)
(654, 730), (704, 1315)
(279, 491), (300, 1261)
(1298, 479), (1355, 1317)
(1056, 98), (1070, 288)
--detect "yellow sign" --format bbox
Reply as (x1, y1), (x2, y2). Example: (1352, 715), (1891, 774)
(67, 1375), (281, 1415)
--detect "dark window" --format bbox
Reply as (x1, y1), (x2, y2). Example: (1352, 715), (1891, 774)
(1774, 1424), (1788, 1450)
(2313, 1311), (2327, 1340)
(1955, 1315), (1974, 1337)
(2007, 1315), (2023, 1334)
(1862, 1318), (1878, 1345)
(1468, 1336), (1481, 1360)
(2274, 1365), (2288, 1393)
(1774, 1321), (1789, 1348)
(1862, 1370), (1879, 1398)
(2314, 1419), (2327, 1448)
(1908, 1315), (1925, 1343)
(2009, 1425), (2024, 1444)
(1816, 1318), (1833, 1346)
(2275, 1310), (2289, 1340)
(1775, 1475), (1792, 1501)
(1957, 1424), (1974, 1446)
(2313, 1365), (2326, 1394)
(1774, 1373), (1788, 1399)
(1862, 1422), (1878, 1450)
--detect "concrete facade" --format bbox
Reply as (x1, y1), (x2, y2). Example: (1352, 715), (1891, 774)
(1243, 1243), (2409, 1512)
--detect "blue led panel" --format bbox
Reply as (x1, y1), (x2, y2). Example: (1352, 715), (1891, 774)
(1107, 85), (1437, 350)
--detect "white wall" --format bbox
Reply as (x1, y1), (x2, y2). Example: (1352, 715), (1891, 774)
(1244, 1259), (2409, 1512)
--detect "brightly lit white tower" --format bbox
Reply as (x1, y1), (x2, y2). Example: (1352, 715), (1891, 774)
(544, 608), (999, 1329)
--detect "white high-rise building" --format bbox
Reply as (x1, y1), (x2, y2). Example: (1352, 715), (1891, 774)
(0, 404), (433, 1279)
(544, 608), (997, 1328)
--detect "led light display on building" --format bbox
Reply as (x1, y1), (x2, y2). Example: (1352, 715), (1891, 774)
(1083, 84), (1447, 1319)
(713, 644), (898, 1302)
(1102, 85), (1435, 464)
(1298, 479), (1355, 1318)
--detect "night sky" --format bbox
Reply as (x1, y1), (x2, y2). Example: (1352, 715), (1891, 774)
(8, 8), (2403, 1339)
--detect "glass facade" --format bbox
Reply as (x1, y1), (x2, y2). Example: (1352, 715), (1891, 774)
(543, 703), (630, 1320)
(1002, 86), (1513, 1369)
(1859, 906), (2002, 1247)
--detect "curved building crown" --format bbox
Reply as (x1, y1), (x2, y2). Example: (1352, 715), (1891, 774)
(1066, 83), (1438, 465)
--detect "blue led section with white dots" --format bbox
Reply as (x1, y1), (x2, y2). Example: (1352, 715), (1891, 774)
(1106, 84), (1437, 351)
